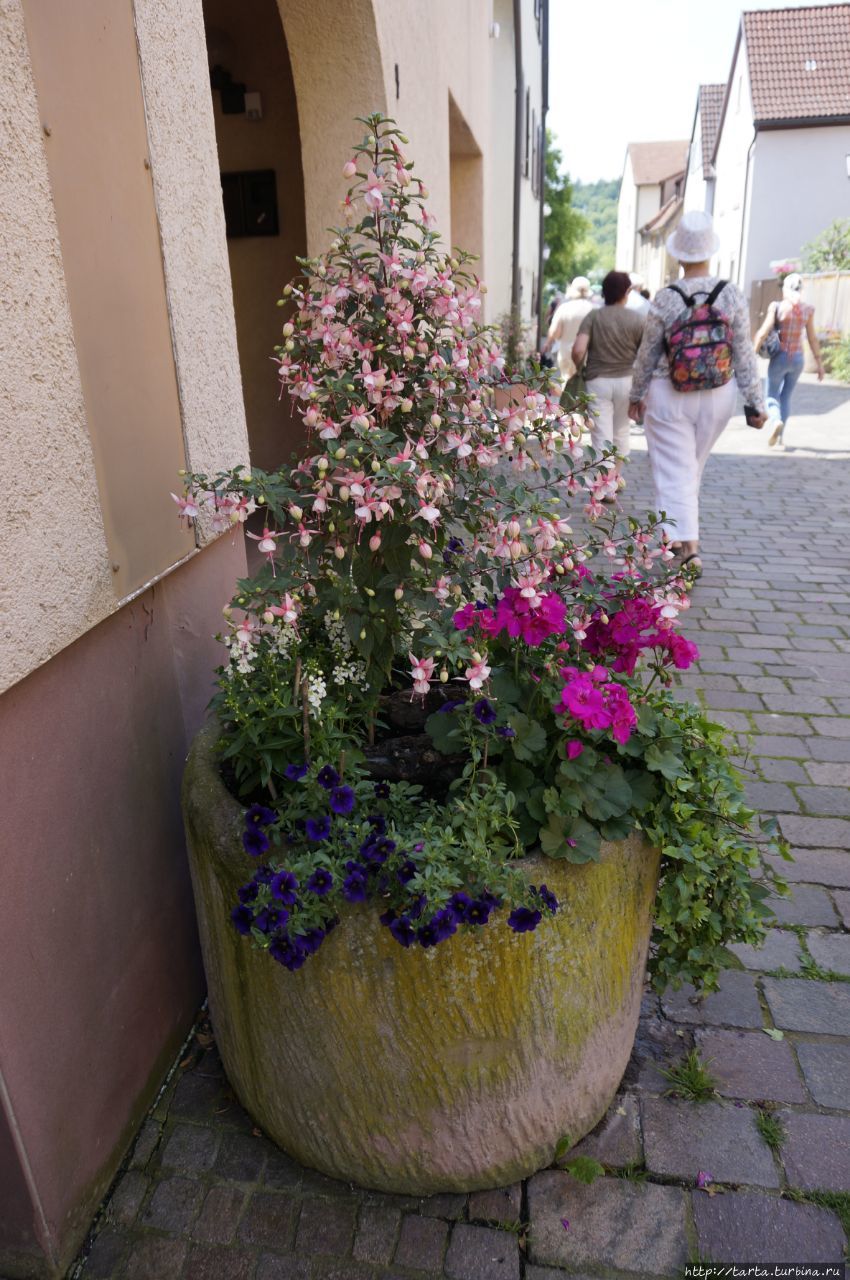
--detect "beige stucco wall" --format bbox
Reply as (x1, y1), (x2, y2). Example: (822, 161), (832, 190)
(0, 0), (114, 695)
(134, 0), (251, 499)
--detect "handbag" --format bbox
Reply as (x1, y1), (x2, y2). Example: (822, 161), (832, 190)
(559, 313), (591, 410)
(759, 301), (782, 359)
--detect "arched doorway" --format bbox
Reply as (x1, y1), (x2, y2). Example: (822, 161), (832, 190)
(202, 0), (307, 468)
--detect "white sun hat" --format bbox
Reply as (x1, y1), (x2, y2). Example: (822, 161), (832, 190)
(783, 272), (803, 293)
(567, 276), (592, 298)
(666, 210), (721, 263)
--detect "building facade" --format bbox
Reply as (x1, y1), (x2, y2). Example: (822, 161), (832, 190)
(710, 4), (850, 299)
(0, 2), (546, 1275)
(683, 83), (725, 215)
(616, 140), (688, 290)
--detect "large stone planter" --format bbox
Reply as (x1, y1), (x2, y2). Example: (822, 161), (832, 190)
(182, 721), (660, 1193)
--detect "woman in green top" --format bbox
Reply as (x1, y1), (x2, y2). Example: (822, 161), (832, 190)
(571, 270), (645, 472)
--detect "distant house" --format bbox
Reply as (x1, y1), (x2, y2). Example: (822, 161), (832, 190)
(683, 83), (725, 214)
(615, 140), (689, 275)
(711, 3), (850, 298)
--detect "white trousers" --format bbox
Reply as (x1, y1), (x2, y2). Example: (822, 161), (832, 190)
(643, 377), (737, 541)
(586, 375), (632, 458)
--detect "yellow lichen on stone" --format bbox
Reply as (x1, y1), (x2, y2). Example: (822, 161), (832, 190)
(183, 722), (659, 1193)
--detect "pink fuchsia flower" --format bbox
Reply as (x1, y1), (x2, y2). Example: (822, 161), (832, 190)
(409, 653), (435, 696)
(264, 593), (300, 628)
(465, 657), (491, 691)
(363, 171), (384, 212)
(417, 503), (441, 526)
(171, 492), (200, 522)
(342, 158), (357, 179)
(246, 526), (283, 574)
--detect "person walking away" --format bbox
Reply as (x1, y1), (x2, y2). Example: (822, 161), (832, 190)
(542, 277), (594, 382)
(628, 211), (766, 576)
(571, 270), (645, 472)
(754, 272), (825, 448)
(627, 273), (651, 316)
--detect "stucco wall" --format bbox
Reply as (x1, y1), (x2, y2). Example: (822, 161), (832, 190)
(745, 124), (850, 294)
(616, 152), (636, 270)
(134, 0), (251, 494)
(0, 0), (114, 695)
(712, 42), (754, 284)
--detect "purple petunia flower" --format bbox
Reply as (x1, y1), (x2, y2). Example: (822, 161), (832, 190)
(329, 785), (355, 816)
(367, 813), (387, 834)
(473, 698), (497, 725)
(438, 700), (465, 714)
(449, 891), (473, 923)
(270, 869), (299, 905)
(417, 921), (439, 948)
(245, 803), (277, 827)
(269, 933), (306, 971)
(397, 859), (418, 885)
(342, 869), (368, 902)
(317, 764), (340, 790)
(465, 898), (493, 926)
(284, 763), (308, 781)
(242, 826), (270, 857)
(537, 884), (559, 913)
(507, 906), (543, 933)
(305, 816), (332, 842)
(373, 781), (391, 799)
(408, 893), (427, 920)
(389, 916), (417, 948)
(254, 865), (274, 885)
(496, 725), (516, 739)
(306, 868), (334, 896)
(297, 927), (326, 956)
(230, 905), (254, 935)
(431, 907), (458, 942)
(237, 882), (259, 905)
(362, 836), (396, 866)
(253, 906), (287, 934)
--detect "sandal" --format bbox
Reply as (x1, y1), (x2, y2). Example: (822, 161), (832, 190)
(680, 553), (703, 578)
(669, 541), (683, 556)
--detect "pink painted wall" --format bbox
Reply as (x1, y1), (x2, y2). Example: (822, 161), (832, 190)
(0, 532), (246, 1278)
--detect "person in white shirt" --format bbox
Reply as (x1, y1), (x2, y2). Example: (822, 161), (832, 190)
(626, 274), (651, 317)
(542, 276), (594, 381)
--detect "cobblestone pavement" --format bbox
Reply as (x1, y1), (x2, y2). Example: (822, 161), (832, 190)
(72, 378), (850, 1280)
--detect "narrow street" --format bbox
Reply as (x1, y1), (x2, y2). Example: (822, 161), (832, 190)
(74, 377), (850, 1279)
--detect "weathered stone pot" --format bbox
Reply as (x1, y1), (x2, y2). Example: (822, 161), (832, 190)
(182, 721), (660, 1194)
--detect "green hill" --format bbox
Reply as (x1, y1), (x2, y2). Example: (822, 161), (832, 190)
(571, 178), (620, 278)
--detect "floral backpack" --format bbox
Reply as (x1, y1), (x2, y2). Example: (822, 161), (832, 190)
(664, 281), (734, 392)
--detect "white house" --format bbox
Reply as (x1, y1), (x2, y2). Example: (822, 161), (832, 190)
(616, 139), (689, 274)
(711, 3), (850, 300)
(683, 83), (725, 214)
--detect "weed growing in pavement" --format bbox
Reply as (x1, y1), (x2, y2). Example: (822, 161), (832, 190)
(661, 1050), (718, 1102)
(613, 1162), (649, 1182)
(785, 1188), (850, 1237)
(753, 1104), (786, 1151)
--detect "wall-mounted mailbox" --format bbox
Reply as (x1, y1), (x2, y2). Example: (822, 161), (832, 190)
(221, 169), (279, 238)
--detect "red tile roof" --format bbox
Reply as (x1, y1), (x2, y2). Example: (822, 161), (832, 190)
(743, 4), (850, 123)
(627, 140), (689, 186)
(698, 84), (726, 176)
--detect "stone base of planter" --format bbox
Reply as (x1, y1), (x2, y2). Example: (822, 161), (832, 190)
(182, 721), (660, 1193)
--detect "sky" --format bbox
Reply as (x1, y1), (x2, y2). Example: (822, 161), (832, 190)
(547, 0), (835, 182)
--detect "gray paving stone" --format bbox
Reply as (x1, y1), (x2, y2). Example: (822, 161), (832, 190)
(419, 1191), (467, 1219)
(214, 1130), (269, 1182)
(661, 970), (763, 1028)
(796, 1041), (850, 1109)
(191, 1184), (246, 1244)
(759, 758), (809, 783)
(353, 1202), (401, 1264)
(806, 761), (850, 785)
(763, 977), (850, 1034)
(159, 1123), (220, 1173)
(808, 715), (850, 737)
(140, 1175), (203, 1233)
(728, 928), (801, 972)
(467, 1183), (522, 1225)
(310, 1262), (375, 1280)
(695, 1029), (806, 1103)
(526, 1172), (688, 1275)
(524, 1267), (581, 1280)
(780, 815), (850, 845)
(129, 1118), (162, 1170)
(184, 1243), (256, 1280)
(702, 689), (764, 711)
(834, 889), (850, 928)
(743, 781), (800, 812)
(748, 735), (809, 757)
(445, 1223), (520, 1280)
(797, 785), (850, 815)
(107, 1170), (149, 1226)
(767, 884), (838, 926)
(236, 1191), (298, 1249)
(295, 1196), (356, 1256)
(262, 1149), (303, 1190)
(79, 1226), (129, 1278)
(808, 736), (850, 762)
(806, 929), (850, 975)
(766, 847), (850, 888)
(761, 694), (834, 715)
(642, 1097), (780, 1187)
(124, 1236), (188, 1280)
(780, 1110), (850, 1191)
(570, 1093), (642, 1168)
(254, 1255), (312, 1280)
(692, 1189), (846, 1264)
(751, 714), (810, 736)
(393, 1213), (449, 1271)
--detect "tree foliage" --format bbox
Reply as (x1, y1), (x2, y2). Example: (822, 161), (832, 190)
(543, 131), (591, 289)
(802, 218), (850, 273)
(572, 178), (620, 275)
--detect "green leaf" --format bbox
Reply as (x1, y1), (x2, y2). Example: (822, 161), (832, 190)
(645, 744), (686, 782)
(490, 671), (521, 703)
(511, 713), (547, 762)
(564, 1156), (604, 1184)
(425, 709), (463, 755)
(554, 1135), (572, 1162)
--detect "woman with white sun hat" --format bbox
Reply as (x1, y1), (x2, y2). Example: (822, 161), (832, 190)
(628, 210), (766, 576)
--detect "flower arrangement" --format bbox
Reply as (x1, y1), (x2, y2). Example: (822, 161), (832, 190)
(176, 115), (787, 991)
